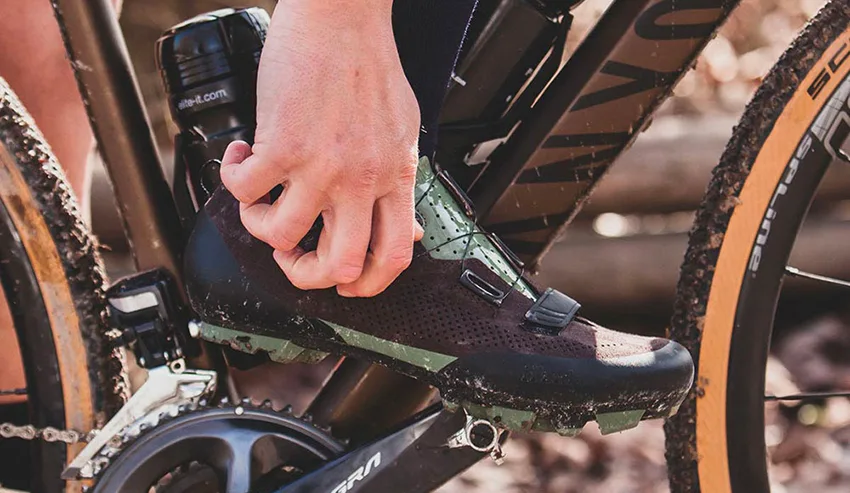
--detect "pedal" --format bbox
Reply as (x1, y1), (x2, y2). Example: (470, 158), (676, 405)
(62, 360), (217, 479)
(446, 410), (506, 464)
(443, 400), (582, 437)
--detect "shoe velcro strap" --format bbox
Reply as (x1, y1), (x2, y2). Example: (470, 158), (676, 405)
(524, 288), (581, 333)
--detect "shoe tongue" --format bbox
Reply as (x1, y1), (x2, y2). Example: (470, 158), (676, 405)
(415, 158), (538, 302)
(485, 229), (526, 274)
(428, 161), (526, 275)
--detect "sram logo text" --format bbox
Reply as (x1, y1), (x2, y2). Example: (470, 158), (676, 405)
(330, 451), (381, 493)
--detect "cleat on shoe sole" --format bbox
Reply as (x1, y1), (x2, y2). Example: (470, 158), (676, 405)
(596, 409), (646, 435)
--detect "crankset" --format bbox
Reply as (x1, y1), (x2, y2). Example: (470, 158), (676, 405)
(90, 400), (505, 493)
(90, 403), (344, 493)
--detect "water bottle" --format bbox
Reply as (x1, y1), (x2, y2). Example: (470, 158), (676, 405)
(156, 7), (269, 207)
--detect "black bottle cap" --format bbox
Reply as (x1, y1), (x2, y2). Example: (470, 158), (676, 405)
(156, 7), (270, 95)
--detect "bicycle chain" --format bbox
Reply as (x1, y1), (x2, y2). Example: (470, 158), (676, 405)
(0, 387), (90, 444)
(0, 422), (90, 444)
(0, 387), (88, 444)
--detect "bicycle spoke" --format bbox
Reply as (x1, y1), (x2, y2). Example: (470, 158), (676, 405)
(784, 266), (850, 289)
(765, 390), (850, 402)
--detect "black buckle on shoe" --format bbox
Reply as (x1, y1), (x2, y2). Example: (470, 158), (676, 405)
(524, 288), (581, 335)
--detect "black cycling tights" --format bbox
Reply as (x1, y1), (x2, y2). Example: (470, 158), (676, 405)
(392, 0), (477, 159)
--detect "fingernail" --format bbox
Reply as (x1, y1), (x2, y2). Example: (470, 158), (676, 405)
(337, 288), (355, 298)
(222, 140), (252, 165)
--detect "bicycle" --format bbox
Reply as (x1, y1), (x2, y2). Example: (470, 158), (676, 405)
(0, 0), (846, 492)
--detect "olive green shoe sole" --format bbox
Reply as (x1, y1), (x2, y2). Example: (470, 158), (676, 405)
(195, 321), (691, 436)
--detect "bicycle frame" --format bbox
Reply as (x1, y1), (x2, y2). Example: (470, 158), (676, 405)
(51, 0), (183, 278)
(449, 0), (742, 270)
(48, 0), (741, 490)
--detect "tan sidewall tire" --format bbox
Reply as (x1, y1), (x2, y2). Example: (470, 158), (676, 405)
(0, 79), (126, 493)
(696, 37), (850, 491)
(665, 2), (850, 492)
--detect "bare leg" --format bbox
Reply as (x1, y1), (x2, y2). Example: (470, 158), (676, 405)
(0, 0), (121, 404)
(0, 2), (99, 204)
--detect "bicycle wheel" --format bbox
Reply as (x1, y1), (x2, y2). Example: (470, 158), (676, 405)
(665, 1), (850, 492)
(0, 79), (126, 493)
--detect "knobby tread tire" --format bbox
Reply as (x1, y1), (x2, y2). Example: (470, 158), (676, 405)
(0, 78), (127, 490)
(664, 1), (850, 492)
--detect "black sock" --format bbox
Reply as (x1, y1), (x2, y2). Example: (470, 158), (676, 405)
(392, 0), (477, 159)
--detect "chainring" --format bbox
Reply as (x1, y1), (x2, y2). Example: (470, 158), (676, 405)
(91, 402), (344, 493)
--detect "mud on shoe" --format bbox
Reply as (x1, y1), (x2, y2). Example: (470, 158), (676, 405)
(184, 157), (694, 436)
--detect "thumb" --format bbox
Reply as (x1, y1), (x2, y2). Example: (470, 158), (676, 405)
(219, 141), (270, 203)
(221, 140), (253, 166)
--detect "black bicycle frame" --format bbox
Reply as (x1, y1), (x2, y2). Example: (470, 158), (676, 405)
(49, 0), (741, 490)
(444, 0), (741, 270)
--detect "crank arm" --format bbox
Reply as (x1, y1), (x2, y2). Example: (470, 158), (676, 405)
(275, 404), (506, 493)
(62, 360), (217, 479)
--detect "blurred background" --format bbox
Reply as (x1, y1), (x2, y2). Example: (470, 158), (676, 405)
(88, 0), (850, 491)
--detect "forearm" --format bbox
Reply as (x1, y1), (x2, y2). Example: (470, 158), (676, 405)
(274, 0), (394, 34)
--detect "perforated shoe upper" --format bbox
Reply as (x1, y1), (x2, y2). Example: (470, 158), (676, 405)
(195, 157), (672, 365)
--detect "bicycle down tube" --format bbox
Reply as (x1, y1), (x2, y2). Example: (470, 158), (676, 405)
(460, 0), (742, 270)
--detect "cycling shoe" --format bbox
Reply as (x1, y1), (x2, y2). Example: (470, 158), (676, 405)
(184, 157), (694, 435)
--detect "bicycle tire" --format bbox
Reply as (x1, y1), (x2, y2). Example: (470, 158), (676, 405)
(665, 1), (850, 492)
(0, 78), (126, 493)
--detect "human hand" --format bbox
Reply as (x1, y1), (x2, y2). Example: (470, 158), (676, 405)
(220, 0), (423, 297)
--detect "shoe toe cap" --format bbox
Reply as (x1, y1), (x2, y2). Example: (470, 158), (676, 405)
(440, 338), (694, 410)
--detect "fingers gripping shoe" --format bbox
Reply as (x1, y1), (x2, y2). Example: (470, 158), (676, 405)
(184, 158), (694, 435)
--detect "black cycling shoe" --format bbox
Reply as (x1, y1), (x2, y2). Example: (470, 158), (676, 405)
(184, 157), (694, 435)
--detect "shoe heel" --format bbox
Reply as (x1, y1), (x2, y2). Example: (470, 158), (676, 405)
(195, 322), (329, 364)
